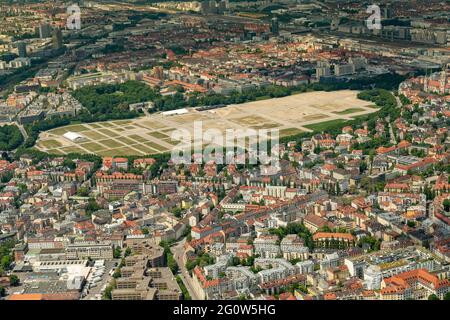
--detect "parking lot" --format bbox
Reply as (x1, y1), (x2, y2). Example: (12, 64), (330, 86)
(81, 259), (119, 300)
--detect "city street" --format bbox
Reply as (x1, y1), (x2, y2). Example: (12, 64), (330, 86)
(171, 239), (201, 300)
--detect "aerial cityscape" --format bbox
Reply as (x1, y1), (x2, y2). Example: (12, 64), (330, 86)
(0, 0), (449, 303)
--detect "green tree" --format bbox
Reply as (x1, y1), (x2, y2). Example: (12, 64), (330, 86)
(357, 236), (381, 252)
(185, 252), (215, 271)
(102, 280), (116, 300)
(443, 199), (450, 212)
(112, 269), (121, 279)
(428, 294), (439, 300)
(124, 247), (132, 257)
(0, 255), (12, 270)
(86, 198), (101, 216)
(172, 207), (183, 218)
(175, 275), (191, 300)
(113, 247), (122, 259)
(160, 240), (178, 274)
(0, 125), (24, 151)
(76, 186), (90, 197)
(9, 274), (19, 286)
(168, 254), (179, 274)
(407, 221), (416, 228)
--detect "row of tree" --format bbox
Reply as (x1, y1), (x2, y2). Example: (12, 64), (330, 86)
(0, 240), (15, 275)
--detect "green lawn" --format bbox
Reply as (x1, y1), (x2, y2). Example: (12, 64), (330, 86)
(147, 131), (169, 140)
(129, 134), (149, 143)
(304, 119), (348, 132)
(59, 146), (86, 154)
(333, 107), (365, 115)
(162, 137), (179, 146)
(97, 149), (121, 157)
(97, 139), (125, 149)
(161, 128), (176, 133)
(97, 147), (143, 157)
(144, 141), (168, 152)
(279, 128), (304, 136)
(114, 146), (146, 156)
(39, 139), (62, 149)
(113, 144), (161, 156)
(82, 131), (108, 140)
(47, 149), (64, 155)
(66, 124), (89, 132)
(50, 124), (88, 135)
(120, 136), (139, 145)
(79, 142), (106, 152)
(98, 128), (120, 137)
(111, 120), (133, 125)
(132, 145), (159, 154)
(350, 114), (372, 122)
(87, 123), (102, 128)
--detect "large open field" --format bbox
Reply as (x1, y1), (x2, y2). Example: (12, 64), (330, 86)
(35, 90), (377, 156)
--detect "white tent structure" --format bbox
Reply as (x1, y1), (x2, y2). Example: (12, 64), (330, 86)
(63, 131), (85, 142)
(161, 108), (188, 116)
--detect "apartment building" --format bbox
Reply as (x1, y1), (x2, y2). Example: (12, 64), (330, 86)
(380, 269), (449, 300)
(65, 241), (113, 260)
(280, 234), (309, 261)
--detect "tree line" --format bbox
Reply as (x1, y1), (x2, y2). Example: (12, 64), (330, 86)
(152, 73), (406, 113)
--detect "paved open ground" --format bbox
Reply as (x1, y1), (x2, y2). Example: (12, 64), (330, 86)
(35, 90), (376, 156)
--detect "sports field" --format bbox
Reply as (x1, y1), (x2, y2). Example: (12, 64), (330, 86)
(35, 90), (377, 156)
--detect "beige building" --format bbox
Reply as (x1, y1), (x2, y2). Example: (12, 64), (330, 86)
(65, 241), (113, 260)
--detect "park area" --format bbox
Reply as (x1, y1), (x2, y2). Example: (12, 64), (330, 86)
(35, 90), (377, 156)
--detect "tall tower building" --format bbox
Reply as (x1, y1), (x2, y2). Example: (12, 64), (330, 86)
(271, 18), (279, 35)
(39, 23), (52, 38)
(17, 42), (27, 58)
(52, 28), (63, 49)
